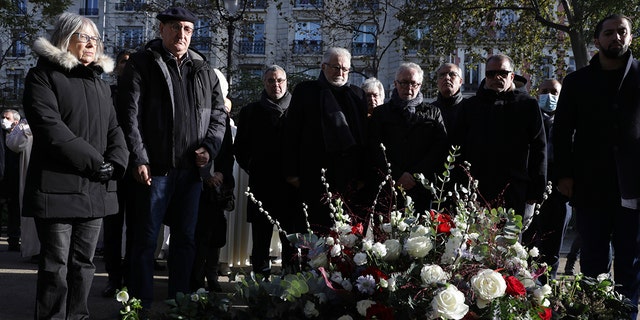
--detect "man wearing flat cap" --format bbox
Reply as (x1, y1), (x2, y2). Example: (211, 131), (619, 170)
(117, 6), (227, 307)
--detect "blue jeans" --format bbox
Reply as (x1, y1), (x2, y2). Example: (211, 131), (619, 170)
(34, 217), (102, 320)
(576, 205), (640, 310)
(129, 169), (202, 307)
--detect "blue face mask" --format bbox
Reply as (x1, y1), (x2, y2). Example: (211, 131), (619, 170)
(538, 93), (558, 113)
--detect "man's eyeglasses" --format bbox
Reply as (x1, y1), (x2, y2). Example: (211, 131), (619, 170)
(267, 78), (286, 84)
(73, 32), (101, 44)
(323, 63), (351, 73)
(437, 71), (460, 79)
(169, 23), (194, 35)
(485, 70), (512, 79)
(396, 80), (422, 89)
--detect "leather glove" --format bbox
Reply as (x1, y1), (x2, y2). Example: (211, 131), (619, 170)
(91, 162), (114, 182)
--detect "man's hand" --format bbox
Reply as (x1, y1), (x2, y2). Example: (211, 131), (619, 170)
(134, 164), (152, 186)
(557, 177), (574, 198)
(396, 172), (416, 190)
(205, 172), (224, 188)
(195, 147), (210, 167)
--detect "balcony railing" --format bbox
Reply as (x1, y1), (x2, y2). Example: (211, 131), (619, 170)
(295, 0), (322, 8)
(239, 40), (265, 55)
(292, 40), (322, 55)
(352, 42), (375, 56)
(79, 7), (99, 16)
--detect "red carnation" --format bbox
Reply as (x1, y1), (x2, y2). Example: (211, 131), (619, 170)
(538, 307), (552, 320)
(430, 210), (455, 234)
(366, 303), (394, 320)
(504, 276), (526, 296)
(352, 223), (364, 235)
(362, 266), (389, 281)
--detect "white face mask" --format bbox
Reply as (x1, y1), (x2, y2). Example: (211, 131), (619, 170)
(1, 118), (13, 130)
(538, 93), (558, 113)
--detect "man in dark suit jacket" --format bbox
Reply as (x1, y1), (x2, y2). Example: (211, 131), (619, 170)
(554, 14), (640, 308)
(283, 47), (368, 234)
(453, 54), (547, 219)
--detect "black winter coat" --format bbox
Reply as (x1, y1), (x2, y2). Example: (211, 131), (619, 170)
(22, 38), (129, 219)
(117, 39), (227, 174)
(554, 51), (640, 208)
(453, 85), (547, 214)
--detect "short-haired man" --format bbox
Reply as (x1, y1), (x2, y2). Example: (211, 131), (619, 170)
(118, 6), (227, 307)
(1, 109), (23, 252)
(432, 63), (464, 131)
(235, 65), (301, 277)
(369, 62), (447, 213)
(554, 14), (640, 308)
(283, 47), (368, 233)
(453, 54), (547, 219)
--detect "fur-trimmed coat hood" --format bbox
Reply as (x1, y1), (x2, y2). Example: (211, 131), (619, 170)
(32, 37), (114, 74)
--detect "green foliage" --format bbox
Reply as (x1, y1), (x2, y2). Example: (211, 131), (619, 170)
(164, 289), (234, 320)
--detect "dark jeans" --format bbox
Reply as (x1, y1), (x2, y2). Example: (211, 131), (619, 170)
(103, 175), (136, 288)
(191, 192), (227, 291)
(576, 205), (640, 309)
(34, 217), (102, 320)
(129, 169), (202, 307)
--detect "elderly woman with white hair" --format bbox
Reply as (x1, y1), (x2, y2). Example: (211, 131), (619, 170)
(361, 77), (386, 116)
(22, 12), (128, 319)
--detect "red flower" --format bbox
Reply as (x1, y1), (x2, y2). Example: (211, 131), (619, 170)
(366, 303), (394, 320)
(430, 210), (455, 234)
(352, 223), (364, 235)
(504, 276), (526, 297)
(538, 307), (552, 320)
(362, 266), (389, 281)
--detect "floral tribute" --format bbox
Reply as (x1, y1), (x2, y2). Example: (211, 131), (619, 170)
(235, 146), (635, 320)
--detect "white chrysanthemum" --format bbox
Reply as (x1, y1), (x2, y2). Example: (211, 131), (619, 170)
(404, 235), (433, 258)
(353, 252), (367, 266)
(528, 246), (540, 258)
(431, 286), (469, 320)
(356, 299), (376, 316)
(383, 239), (401, 261)
(471, 269), (507, 303)
(372, 242), (387, 259)
(304, 300), (320, 318)
(330, 244), (342, 257)
(420, 264), (450, 285)
(356, 274), (376, 295)
(510, 242), (529, 259)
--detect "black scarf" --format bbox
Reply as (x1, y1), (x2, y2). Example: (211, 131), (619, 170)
(318, 72), (363, 153)
(390, 88), (424, 123)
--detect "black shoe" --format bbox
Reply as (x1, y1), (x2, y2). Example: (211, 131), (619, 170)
(218, 264), (231, 276)
(102, 283), (119, 298)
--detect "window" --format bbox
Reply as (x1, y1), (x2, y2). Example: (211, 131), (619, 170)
(240, 22), (265, 55)
(115, 0), (145, 11)
(80, 0), (99, 15)
(117, 26), (144, 51)
(295, 0), (322, 8)
(16, 0), (27, 14)
(496, 10), (517, 39)
(10, 33), (26, 57)
(191, 20), (211, 52)
(4, 69), (24, 102)
(406, 26), (433, 55)
(540, 56), (554, 79)
(354, 0), (378, 11)
(352, 24), (376, 56)
(246, 0), (267, 9)
(463, 56), (481, 92)
(294, 21), (322, 55)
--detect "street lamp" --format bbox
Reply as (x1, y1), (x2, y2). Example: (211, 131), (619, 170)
(217, 0), (247, 83)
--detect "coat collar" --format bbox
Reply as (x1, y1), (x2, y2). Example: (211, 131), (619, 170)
(32, 37), (114, 74)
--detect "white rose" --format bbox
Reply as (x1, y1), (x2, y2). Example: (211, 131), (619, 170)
(372, 242), (387, 258)
(528, 246), (539, 258)
(304, 300), (320, 318)
(353, 252), (368, 266)
(431, 286), (469, 320)
(383, 239), (401, 261)
(309, 252), (328, 268)
(410, 225), (429, 237)
(404, 236), (433, 258)
(471, 269), (506, 302)
(356, 299), (376, 316)
(420, 264), (450, 285)
(330, 244), (342, 257)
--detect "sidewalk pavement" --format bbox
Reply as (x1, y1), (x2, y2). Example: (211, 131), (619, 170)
(0, 230), (581, 320)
